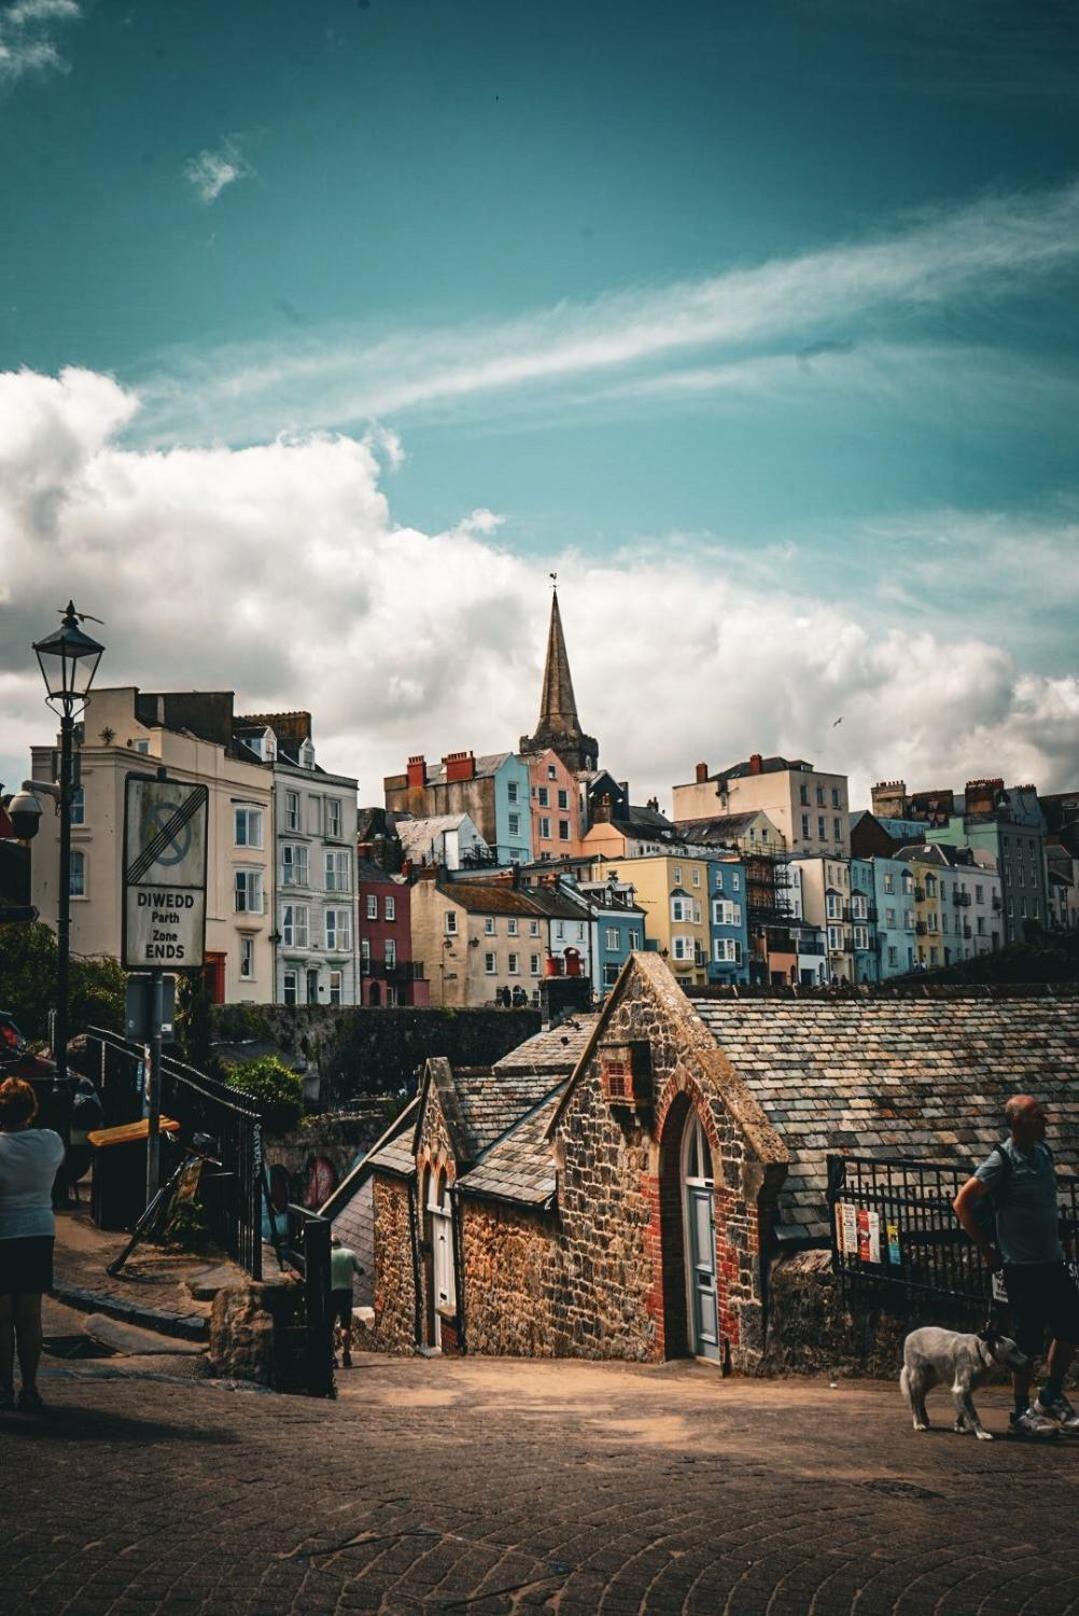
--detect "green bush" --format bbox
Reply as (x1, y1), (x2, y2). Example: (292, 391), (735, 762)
(0, 922), (124, 1043)
(225, 1054), (304, 1135)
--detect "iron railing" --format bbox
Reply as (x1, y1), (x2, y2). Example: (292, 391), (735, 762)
(285, 1204), (335, 1398)
(84, 1028), (265, 1280)
(828, 1153), (1079, 1315)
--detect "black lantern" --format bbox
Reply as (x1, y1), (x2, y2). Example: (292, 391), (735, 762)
(33, 601), (104, 707)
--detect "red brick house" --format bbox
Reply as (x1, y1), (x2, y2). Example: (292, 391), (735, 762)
(343, 957), (1079, 1369)
(356, 858), (429, 1007)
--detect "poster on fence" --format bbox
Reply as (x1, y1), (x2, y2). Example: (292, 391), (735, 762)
(886, 1220), (901, 1265)
(836, 1201), (858, 1256)
(856, 1208), (882, 1264)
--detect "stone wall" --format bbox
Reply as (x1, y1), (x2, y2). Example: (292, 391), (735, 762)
(366, 1175), (418, 1353)
(459, 1201), (560, 1356)
(211, 1003), (540, 1107)
(264, 1105), (393, 1211)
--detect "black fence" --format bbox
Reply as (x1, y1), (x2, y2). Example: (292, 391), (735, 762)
(84, 1028), (265, 1281)
(827, 1153), (1079, 1316)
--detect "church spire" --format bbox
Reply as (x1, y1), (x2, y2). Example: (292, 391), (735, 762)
(519, 584), (599, 773)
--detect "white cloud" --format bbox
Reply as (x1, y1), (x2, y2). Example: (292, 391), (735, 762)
(1, 367), (1077, 815)
(136, 176), (1079, 442)
(183, 138), (254, 205)
(0, 0), (78, 84)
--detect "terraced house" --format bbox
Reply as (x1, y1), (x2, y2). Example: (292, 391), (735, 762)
(339, 957), (1079, 1370)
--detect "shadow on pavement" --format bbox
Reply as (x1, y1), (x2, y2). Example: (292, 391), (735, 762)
(0, 1404), (240, 1446)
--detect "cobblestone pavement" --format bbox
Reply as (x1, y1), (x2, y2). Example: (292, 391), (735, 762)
(2, 1352), (1077, 1616)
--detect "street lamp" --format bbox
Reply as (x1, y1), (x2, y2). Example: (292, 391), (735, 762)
(32, 602), (105, 1111)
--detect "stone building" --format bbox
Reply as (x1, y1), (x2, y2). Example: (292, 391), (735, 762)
(339, 955), (1079, 1370)
(519, 588), (599, 776)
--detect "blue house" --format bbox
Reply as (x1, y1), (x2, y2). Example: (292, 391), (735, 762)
(872, 854), (917, 978)
(850, 857), (880, 984)
(707, 859), (750, 984)
(575, 877), (647, 996)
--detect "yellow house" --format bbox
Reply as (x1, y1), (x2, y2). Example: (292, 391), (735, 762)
(589, 852), (709, 988)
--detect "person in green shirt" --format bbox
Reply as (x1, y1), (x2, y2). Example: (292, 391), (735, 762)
(330, 1237), (362, 1368)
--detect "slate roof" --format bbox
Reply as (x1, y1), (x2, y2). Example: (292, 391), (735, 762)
(422, 752), (512, 785)
(689, 993), (1079, 1243)
(441, 881), (583, 921)
(366, 1125), (420, 1180)
(457, 1088), (565, 1207)
(673, 813), (764, 844)
(452, 1069), (565, 1158)
(494, 1015), (599, 1075)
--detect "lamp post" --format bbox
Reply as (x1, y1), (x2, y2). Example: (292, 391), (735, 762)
(32, 602), (104, 1118)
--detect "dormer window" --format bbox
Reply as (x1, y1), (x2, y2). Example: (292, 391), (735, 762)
(299, 738), (315, 770)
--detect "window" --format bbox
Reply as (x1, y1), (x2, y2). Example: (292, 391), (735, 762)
(529, 919), (540, 937)
(826, 893), (841, 919)
(977, 916), (985, 936)
(282, 844), (309, 887)
(503, 918), (518, 937)
(558, 820), (570, 840)
(70, 785), (85, 826)
(507, 781), (519, 804)
(833, 817), (841, 841)
(538, 787), (549, 807)
(628, 929), (641, 949)
(547, 763), (557, 780)
(384, 894), (396, 921)
(605, 926), (619, 949)
(325, 798), (342, 839)
(484, 951), (496, 975)
(429, 1172), (456, 1315)
(603, 962), (620, 988)
(713, 938), (743, 964)
(384, 937), (396, 968)
(484, 916), (495, 935)
(329, 970), (342, 1006)
(445, 911), (458, 934)
(673, 866), (682, 884)
(714, 869), (724, 892)
(800, 784), (809, 806)
(283, 970), (298, 1006)
(508, 952), (519, 975)
(854, 925), (869, 951)
(903, 874), (914, 894)
(325, 849), (350, 892)
(530, 954), (541, 976)
(325, 908), (352, 951)
(240, 937), (254, 979)
(930, 947), (939, 966)
(555, 922), (564, 940)
(816, 786), (825, 806)
(282, 904), (308, 948)
(69, 849), (86, 897)
(671, 896), (688, 921)
(926, 875), (937, 896)
(671, 934), (694, 961)
(801, 814), (810, 839)
(928, 911), (938, 933)
(883, 873), (895, 893)
(508, 812), (521, 837)
(360, 938), (371, 970)
(691, 867), (701, 887)
(234, 805), (263, 848)
(285, 790), (300, 831)
(555, 788), (568, 810)
(827, 925), (842, 951)
(731, 872), (740, 891)
(539, 816), (551, 839)
(234, 869), (263, 914)
(885, 907), (896, 928)
(831, 788), (840, 808)
(366, 894), (378, 920)
(818, 816), (826, 840)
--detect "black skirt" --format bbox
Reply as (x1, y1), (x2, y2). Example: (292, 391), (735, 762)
(0, 1235), (55, 1295)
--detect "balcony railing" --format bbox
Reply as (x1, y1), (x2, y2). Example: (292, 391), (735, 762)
(954, 891), (971, 906)
(360, 959), (426, 981)
(992, 896), (1003, 910)
(914, 887), (926, 902)
(916, 921), (928, 936)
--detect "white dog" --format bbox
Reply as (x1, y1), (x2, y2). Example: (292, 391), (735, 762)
(900, 1326), (1029, 1440)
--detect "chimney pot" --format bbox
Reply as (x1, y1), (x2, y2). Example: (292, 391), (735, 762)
(695, 761), (708, 784)
(749, 753), (763, 776)
(406, 754), (426, 789)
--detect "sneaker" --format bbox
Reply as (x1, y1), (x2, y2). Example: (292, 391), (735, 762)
(1010, 1406), (1060, 1439)
(1033, 1391), (1079, 1433)
(16, 1388), (44, 1414)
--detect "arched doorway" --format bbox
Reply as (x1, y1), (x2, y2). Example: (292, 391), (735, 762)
(681, 1113), (720, 1361)
(658, 1093), (721, 1362)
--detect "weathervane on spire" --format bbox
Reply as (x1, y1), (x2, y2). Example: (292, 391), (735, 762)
(549, 571), (558, 589)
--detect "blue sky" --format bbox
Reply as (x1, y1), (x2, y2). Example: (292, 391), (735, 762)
(2, 0), (1078, 804)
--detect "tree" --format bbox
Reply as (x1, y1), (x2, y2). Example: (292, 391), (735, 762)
(0, 922), (123, 1044)
(175, 971), (216, 1074)
(224, 1054), (304, 1135)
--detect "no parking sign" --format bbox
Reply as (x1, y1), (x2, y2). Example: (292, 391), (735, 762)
(122, 776), (208, 970)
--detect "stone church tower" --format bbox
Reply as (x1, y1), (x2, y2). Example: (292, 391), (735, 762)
(519, 588), (599, 774)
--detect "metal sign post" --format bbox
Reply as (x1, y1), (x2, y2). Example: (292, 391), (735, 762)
(122, 772), (208, 1202)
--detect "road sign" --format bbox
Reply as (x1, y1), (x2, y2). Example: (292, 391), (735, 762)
(123, 776), (208, 970)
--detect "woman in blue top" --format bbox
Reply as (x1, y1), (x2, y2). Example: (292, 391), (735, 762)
(0, 1077), (65, 1411)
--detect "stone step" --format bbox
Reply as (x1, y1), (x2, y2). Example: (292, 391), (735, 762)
(84, 1313), (207, 1358)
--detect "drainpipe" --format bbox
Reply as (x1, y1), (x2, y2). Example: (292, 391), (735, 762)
(407, 1176), (423, 1348)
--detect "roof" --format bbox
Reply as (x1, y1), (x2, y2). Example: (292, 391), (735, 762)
(673, 813), (764, 844)
(689, 993), (1079, 1242)
(493, 1014), (599, 1075)
(456, 1088), (565, 1207)
(440, 881), (550, 918)
(355, 858), (404, 886)
(422, 752), (513, 786)
(706, 755), (814, 783)
(451, 1068), (564, 1158)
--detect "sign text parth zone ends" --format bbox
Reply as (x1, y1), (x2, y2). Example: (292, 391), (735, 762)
(122, 776), (209, 970)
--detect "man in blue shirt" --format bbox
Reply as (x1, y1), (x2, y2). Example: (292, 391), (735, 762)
(955, 1095), (1079, 1437)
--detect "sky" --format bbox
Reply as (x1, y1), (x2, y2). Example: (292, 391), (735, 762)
(2, 0), (1078, 810)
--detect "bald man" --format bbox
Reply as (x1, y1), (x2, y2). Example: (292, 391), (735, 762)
(954, 1096), (1079, 1437)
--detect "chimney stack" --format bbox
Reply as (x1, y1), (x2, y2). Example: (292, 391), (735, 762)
(407, 754), (426, 789)
(695, 761), (709, 784)
(443, 750), (476, 784)
(749, 753), (763, 776)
